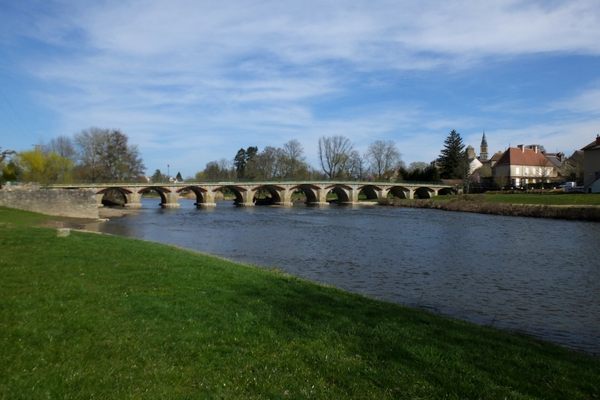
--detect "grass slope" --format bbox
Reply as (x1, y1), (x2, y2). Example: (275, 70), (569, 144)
(481, 193), (600, 206)
(1, 207), (598, 399)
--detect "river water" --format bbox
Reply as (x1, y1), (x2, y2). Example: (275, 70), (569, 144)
(95, 198), (600, 354)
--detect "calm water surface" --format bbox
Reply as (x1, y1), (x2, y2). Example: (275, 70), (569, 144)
(95, 199), (600, 354)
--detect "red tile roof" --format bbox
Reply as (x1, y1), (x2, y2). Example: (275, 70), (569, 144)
(495, 147), (553, 167)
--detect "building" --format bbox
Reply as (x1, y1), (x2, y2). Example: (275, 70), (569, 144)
(480, 132), (488, 161)
(489, 151), (503, 167)
(466, 145), (483, 174)
(582, 135), (600, 193)
(493, 145), (558, 188)
(563, 150), (584, 184)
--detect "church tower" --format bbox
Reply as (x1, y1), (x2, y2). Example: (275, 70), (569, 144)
(480, 131), (488, 161)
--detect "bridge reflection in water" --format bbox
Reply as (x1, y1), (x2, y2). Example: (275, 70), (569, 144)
(51, 181), (457, 208)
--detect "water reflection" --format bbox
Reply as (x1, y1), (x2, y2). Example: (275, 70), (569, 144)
(95, 198), (600, 354)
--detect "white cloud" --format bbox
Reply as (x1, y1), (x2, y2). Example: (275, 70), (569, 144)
(3, 0), (600, 175)
(551, 84), (600, 115)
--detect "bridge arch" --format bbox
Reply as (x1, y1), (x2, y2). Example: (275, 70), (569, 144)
(387, 185), (411, 200)
(138, 186), (172, 206)
(357, 184), (382, 202)
(290, 184), (319, 204)
(414, 186), (435, 199)
(97, 187), (131, 206)
(325, 184), (352, 204)
(252, 184), (285, 205)
(177, 186), (208, 205)
(212, 185), (247, 206)
(437, 187), (455, 196)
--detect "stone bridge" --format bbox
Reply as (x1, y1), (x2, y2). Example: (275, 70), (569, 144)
(49, 181), (458, 208)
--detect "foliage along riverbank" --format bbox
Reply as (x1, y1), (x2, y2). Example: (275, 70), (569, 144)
(391, 194), (600, 221)
(1, 207), (599, 399)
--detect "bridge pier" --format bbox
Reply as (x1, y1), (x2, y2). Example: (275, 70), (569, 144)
(378, 189), (390, 205)
(238, 190), (255, 207)
(95, 193), (105, 207)
(312, 189), (329, 205)
(196, 202), (217, 207)
(125, 192), (142, 208)
(161, 192), (180, 208)
(195, 190), (216, 207)
(274, 188), (293, 207)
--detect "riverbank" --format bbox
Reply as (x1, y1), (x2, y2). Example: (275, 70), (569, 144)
(1, 207), (598, 398)
(392, 194), (600, 221)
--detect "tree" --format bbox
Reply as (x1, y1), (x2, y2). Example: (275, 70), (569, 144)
(318, 135), (354, 179)
(197, 159), (234, 182)
(437, 130), (466, 179)
(250, 146), (284, 180)
(0, 147), (15, 164)
(74, 128), (145, 182)
(408, 161), (429, 172)
(43, 136), (76, 160)
(281, 139), (308, 179)
(233, 148), (247, 179)
(346, 150), (366, 180)
(1, 160), (20, 183)
(398, 162), (439, 182)
(151, 169), (167, 183)
(233, 146), (258, 180)
(17, 148), (74, 184)
(0, 147), (16, 184)
(366, 140), (401, 180)
(175, 172), (183, 182)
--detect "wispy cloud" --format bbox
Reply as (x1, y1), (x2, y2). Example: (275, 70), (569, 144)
(1, 0), (599, 174)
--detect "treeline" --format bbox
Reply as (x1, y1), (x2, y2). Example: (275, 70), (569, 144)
(0, 128), (144, 184)
(1, 128), (470, 185)
(196, 137), (411, 182)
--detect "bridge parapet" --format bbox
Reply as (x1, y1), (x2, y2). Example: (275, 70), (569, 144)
(48, 181), (457, 208)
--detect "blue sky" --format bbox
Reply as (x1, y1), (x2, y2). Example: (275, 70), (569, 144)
(1, 0), (599, 177)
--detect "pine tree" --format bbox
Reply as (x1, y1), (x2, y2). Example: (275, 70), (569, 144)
(151, 169), (164, 183)
(437, 129), (466, 179)
(234, 148), (247, 179)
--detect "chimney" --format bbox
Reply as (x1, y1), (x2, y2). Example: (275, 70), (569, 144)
(517, 144), (524, 152)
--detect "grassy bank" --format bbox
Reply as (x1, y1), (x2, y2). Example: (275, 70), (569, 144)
(1, 207), (599, 399)
(477, 193), (600, 206)
(393, 193), (600, 221)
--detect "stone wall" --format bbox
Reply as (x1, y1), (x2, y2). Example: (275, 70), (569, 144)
(0, 186), (99, 219)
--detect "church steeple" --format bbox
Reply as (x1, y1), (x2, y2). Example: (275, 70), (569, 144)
(480, 131), (488, 161)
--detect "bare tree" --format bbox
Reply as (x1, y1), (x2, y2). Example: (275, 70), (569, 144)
(318, 135), (353, 179)
(74, 128), (145, 182)
(281, 139), (306, 179)
(347, 150), (367, 180)
(43, 136), (76, 160)
(408, 161), (429, 172)
(366, 140), (400, 180)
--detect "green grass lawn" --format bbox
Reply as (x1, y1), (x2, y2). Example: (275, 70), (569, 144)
(481, 193), (600, 205)
(430, 193), (600, 206)
(1, 207), (599, 399)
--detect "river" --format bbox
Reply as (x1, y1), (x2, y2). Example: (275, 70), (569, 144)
(93, 198), (600, 354)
